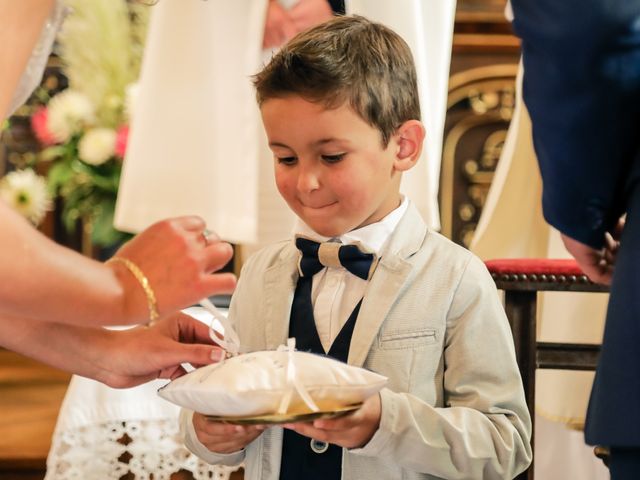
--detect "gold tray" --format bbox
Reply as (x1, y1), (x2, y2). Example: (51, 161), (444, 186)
(205, 403), (362, 425)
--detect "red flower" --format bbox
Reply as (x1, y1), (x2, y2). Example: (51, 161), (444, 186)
(115, 125), (129, 158)
(31, 107), (57, 146)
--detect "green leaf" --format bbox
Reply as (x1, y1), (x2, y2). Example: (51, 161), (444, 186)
(40, 146), (67, 162)
(61, 203), (80, 234)
(91, 198), (127, 247)
(86, 162), (121, 192)
(47, 162), (74, 195)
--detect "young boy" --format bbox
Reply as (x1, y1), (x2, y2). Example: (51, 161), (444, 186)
(180, 15), (532, 480)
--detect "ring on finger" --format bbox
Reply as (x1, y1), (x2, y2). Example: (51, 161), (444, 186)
(201, 228), (213, 246)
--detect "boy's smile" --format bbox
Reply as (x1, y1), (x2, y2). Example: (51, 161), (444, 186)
(260, 95), (419, 237)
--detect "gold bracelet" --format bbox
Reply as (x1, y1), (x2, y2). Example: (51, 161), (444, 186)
(106, 257), (159, 322)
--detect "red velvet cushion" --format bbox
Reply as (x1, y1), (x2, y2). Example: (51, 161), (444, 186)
(484, 258), (585, 276)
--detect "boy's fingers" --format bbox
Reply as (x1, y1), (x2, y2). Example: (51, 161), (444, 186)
(201, 428), (264, 453)
(313, 409), (361, 430)
(199, 420), (236, 435)
(283, 422), (309, 435)
(201, 421), (264, 436)
(284, 423), (331, 442)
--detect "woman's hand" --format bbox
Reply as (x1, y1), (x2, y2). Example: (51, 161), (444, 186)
(288, 0), (334, 33)
(0, 311), (225, 388)
(93, 312), (226, 388)
(111, 216), (237, 322)
(263, 0), (297, 49)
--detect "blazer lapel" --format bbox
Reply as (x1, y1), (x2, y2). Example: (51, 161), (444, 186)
(348, 203), (428, 367)
(262, 244), (299, 350)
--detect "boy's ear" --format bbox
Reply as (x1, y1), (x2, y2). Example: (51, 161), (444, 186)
(394, 120), (425, 172)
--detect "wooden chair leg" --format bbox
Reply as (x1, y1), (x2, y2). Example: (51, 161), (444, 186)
(504, 290), (537, 480)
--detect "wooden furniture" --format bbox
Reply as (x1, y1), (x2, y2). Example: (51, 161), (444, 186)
(0, 350), (71, 480)
(486, 259), (608, 480)
(441, 1), (520, 247)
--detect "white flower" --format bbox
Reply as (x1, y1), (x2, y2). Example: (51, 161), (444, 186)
(78, 127), (117, 165)
(47, 90), (95, 142)
(0, 169), (51, 225)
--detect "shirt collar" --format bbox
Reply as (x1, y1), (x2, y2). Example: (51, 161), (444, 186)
(293, 196), (409, 256)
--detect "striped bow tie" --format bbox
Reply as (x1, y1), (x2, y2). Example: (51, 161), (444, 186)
(295, 237), (378, 280)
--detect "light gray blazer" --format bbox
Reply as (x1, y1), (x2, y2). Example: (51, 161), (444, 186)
(182, 203), (532, 479)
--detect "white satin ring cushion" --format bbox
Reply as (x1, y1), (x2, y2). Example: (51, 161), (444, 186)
(158, 350), (387, 417)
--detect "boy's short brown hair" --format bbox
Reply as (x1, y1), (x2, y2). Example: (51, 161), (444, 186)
(253, 15), (420, 146)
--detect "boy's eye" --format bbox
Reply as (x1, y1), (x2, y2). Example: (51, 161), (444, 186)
(321, 153), (346, 163)
(277, 156), (297, 165)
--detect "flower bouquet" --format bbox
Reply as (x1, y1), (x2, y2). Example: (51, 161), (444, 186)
(28, 0), (148, 248)
(32, 89), (132, 247)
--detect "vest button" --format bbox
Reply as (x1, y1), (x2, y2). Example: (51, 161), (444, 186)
(310, 439), (329, 454)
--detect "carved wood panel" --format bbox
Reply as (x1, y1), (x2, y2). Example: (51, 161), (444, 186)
(440, 2), (520, 246)
(441, 65), (517, 246)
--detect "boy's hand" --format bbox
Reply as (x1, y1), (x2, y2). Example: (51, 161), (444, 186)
(193, 413), (266, 454)
(283, 393), (381, 449)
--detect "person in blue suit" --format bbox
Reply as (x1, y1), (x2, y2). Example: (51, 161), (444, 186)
(510, 1), (640, 477)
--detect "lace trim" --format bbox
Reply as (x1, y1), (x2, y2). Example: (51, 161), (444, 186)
(45, 419), (241, 480)
(8, 0), (68, 115)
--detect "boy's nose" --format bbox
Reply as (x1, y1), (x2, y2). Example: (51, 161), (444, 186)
(296, 166), (320, 193)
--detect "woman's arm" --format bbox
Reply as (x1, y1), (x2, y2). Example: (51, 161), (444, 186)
(0, 0), (54, 118)
(0, 201), (236, 326)
(0, 311), (225, 388)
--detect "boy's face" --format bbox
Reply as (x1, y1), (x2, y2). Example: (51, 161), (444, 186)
(261, 95), (413, 238)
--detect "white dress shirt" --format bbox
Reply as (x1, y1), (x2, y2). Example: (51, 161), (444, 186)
(294, 196), (409, 352)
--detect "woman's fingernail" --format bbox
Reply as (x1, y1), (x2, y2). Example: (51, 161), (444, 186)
(210, 349), (225, 362)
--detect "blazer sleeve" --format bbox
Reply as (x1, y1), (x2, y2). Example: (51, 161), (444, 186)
(510, 0), (640, 248)
(351, 255), (532, 479)
(179, 254), (265, 466)
(180, 408), (246, 466)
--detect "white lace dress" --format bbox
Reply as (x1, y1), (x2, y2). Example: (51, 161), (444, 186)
(44, 377), (240, 480)
(7, 0), (66, 116)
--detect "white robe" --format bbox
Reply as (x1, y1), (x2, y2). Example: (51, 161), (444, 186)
(347, 0), (456, 230)
(115, 0), (270, 244)
(114, 0), (456, 245)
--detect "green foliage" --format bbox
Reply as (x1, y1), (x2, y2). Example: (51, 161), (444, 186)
(39, 0), (148, 248)
(57, 0), (149, 128)
(45, 141), (128, 246)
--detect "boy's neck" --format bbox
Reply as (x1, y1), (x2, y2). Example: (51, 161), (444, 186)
(294, 196), (409, 254)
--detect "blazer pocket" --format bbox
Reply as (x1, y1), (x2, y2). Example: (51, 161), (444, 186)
(378, 328), (438, 350)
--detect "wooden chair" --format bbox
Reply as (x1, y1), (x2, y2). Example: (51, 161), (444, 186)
(485, 259), (609, 480)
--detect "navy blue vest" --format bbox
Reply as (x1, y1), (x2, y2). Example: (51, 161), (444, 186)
(279, 275), (362, 480)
